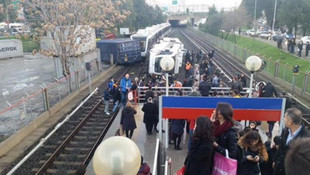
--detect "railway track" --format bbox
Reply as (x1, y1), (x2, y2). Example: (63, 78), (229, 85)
(6, 63), (145, 175)
(176, 27), (310, 127)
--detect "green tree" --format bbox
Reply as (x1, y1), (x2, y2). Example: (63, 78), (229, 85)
(200, 5), (222, 35)
(0, 0), (18, 23)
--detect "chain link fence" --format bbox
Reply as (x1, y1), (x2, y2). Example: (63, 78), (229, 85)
(192, 29), (310, 96)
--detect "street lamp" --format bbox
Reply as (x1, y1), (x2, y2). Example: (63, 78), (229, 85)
(159, 56), (174, 148)
(245, 56), (265, 97)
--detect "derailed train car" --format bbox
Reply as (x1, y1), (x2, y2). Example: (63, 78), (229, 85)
(149, 37), (185, 75)
(96, 39), (141, 64)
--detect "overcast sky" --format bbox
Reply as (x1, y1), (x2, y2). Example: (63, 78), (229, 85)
(154, 0), (242, 9)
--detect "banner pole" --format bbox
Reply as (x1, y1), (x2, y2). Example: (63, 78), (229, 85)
(279, 98), (286, 135)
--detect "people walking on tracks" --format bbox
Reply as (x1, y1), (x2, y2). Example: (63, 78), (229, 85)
(306, 42), (310, 57)
(108, 77), (114, 90)
(120, 102), (137, 139)
(184, 116), (214, 175)
(120, 74), (131, 106)
(262, 82), (278, 138)
(211, 102), (238, 159)
(103, 88), (110, 115)
(112, 85), (121, 113)
(273, 108), (310, 175)
(297, 41), (303, 57)
(199, 76), (211, 96)
(142, 97), (157, 135)
(237, 131), (268, 175)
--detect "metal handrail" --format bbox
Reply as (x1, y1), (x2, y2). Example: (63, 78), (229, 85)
(7, 87), (99, 175)
(152, 138), (160, 175)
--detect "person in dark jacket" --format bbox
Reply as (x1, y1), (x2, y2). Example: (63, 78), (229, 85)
(198, 76), (211, 96)
(306, 42), (310, 56)
(142, 97), (157, 135)
(285, 138), (310, 175)
(184, 116), (214, 175)
(231, 76), (243, 93)
(238, 131), (268, 175)
(211, 102), (238, 159)
(112, 86), (121, 113)
(297, 41), (303, 57)
(262, 82), (278, 138)
(120, 102), (137, 139)
(260, 137), (281, 175)
(103, 88), (110, 115)
(240, 73), (247, 87)
(171, 119), (185, 150)
(273, 108), (310, 175)
(144, 86), (154, 101)
(152, 92), (161, 133)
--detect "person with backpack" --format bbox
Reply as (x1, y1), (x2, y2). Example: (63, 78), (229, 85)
(103, 88), (110, 115)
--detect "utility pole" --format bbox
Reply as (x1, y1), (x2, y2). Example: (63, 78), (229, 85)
(272, 0), (278, 34)
(253, 0), (257, 30)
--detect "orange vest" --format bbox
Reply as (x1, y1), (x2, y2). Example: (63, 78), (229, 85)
(185, 63), (191, 70)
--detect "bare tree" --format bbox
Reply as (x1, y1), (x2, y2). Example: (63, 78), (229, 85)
(22, 0), (129, 77)
(221, 7), (249, 42)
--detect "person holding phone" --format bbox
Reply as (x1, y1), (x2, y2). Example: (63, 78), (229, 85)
(238, 131), (268, 175)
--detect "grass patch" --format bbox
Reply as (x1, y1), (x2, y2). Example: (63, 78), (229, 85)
(224, 34), (310, 73)
(0, 36), (40, 52)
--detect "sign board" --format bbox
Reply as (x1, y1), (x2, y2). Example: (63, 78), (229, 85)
(120, 28), (130, 35)
(162, 96), (285, 121)
(0, 39), (23, 59)
(172, 0), (178, 5)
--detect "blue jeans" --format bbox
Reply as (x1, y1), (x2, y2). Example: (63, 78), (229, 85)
(121, 91), (128, 106)
(113, 101), (119, 112)
(188, 130), (194, 151)
(104, 100), (109, 113)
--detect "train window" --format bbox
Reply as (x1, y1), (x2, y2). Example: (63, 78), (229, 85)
(140, 41), (146, 51)
(154, 56), (163, 73)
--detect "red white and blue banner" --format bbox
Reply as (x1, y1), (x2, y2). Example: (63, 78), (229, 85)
(162, 96), (286, 121)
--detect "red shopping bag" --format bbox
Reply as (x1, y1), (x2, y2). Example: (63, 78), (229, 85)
(212, 150), (237, 175)
(176, 166), (185, 175)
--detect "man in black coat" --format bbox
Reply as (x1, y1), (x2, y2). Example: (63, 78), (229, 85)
(306, 42), (310, 57)
(199, 76), (211, 96)
(262, 82), (278, 138)
(273, 108), (310, 175)
(231, 76), (243, 93)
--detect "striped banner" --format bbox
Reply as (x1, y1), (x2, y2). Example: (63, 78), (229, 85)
(162, 96), (285, 121)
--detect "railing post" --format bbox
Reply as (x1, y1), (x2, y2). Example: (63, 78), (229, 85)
(21, 97), (27, 120)
(301, 72), (309, 95)
(41, 86), (49, 111)
(274, 60), (280, 80)
(283, 63), (288, 80)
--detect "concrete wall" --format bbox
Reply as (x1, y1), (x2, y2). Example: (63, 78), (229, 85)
(0, 65), (119, 157)
(0, 39), (23, 59)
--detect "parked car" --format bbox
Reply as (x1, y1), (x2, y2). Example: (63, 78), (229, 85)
(284, 33), (295, 40)
(246, 29), (260, 37)
(259, 31), (270, 39)
(301, 36), (310, 44)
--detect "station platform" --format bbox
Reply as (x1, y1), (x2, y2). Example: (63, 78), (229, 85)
(86, 103), (280, 174)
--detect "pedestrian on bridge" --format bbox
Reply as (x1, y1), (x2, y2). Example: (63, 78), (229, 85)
(142, 97), (157, 135)
(120, 102), (137, 139)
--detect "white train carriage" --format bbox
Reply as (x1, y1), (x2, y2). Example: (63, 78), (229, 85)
(130, 23), (171, 57)
(149, 37), (185, 75)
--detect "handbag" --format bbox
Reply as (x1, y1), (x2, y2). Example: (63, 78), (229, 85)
(176, 166), (185, 175)
(128, 91), (133, 101)
(212, 150), (237, 175)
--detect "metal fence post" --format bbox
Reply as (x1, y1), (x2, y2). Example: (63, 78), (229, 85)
(301, 72), (309, 95)
(292, 74), (296, 96)
(40, 86), (49, 111)
(283, 63), (288, 80)
(274, 60), (280, 80)
(21, 97), (27, 120)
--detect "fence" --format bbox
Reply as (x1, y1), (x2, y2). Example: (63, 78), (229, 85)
(191, 29), (310, 97)
(0, 63), (101, 142)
